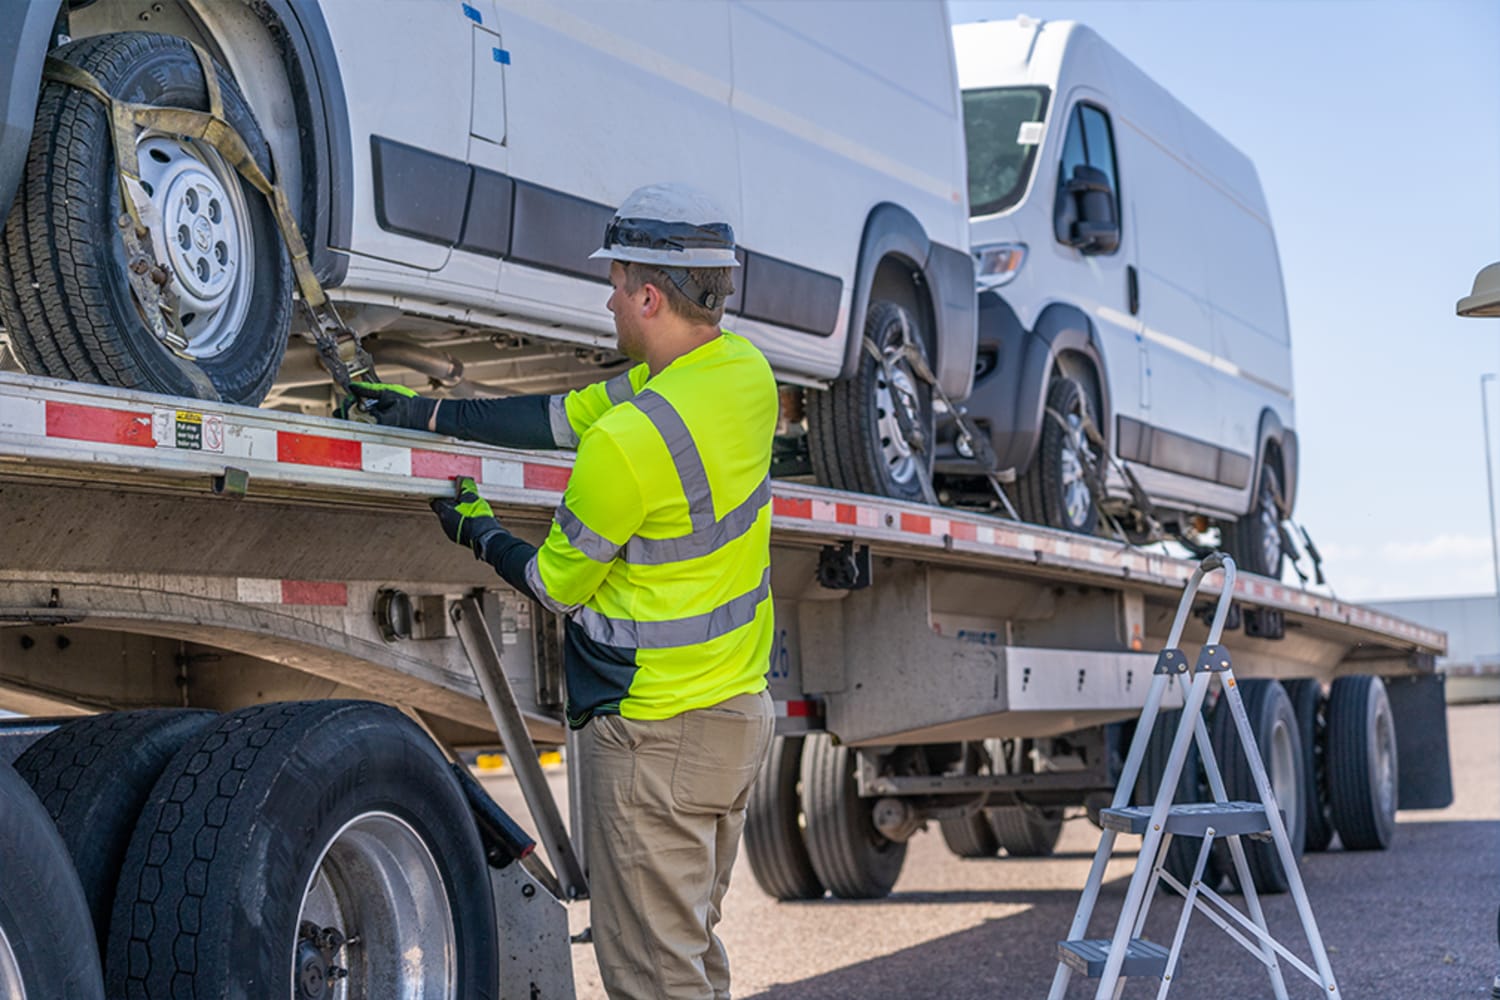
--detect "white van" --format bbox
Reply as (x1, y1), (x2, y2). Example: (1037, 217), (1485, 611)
(0, 0), (975, 503)
(940, 17), (1297, 577)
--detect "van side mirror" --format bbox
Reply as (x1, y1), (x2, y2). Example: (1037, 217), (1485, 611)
(1055, 164), (1120, 255)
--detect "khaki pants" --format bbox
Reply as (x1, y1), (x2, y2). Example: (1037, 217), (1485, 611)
(579, 689), (775, 1000)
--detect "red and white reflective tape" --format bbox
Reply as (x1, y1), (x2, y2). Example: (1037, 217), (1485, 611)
(12, 396), (574, 493)
(775, 699), (821, 719)
(236, 578), (349, 607)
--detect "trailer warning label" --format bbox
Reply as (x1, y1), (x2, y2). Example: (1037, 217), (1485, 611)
(153, 408), (224, 453)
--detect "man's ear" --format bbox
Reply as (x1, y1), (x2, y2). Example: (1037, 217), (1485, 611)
(640, 282), (665, 319)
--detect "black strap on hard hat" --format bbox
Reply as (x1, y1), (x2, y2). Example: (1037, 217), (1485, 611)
(659, 266), (728, 311)
(601, 217), (735, 254)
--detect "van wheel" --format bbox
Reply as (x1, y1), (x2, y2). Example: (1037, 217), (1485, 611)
(1326, 676), (1398, 851)
(106, 701), (496, 999)
(1016, 376), (1099, 534)
(0, 761), (105, 998)
(12, 709), (219, 949)
(1224, 464), (1284, 578)
(809, 300), (934, 502)
(1215, 680), (1306, 894)
(0, 33), (292, 405)
(745, 736), (826, 899)
(799, 733), (906, 899)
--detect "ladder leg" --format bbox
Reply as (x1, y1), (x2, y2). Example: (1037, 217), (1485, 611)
(1095, 670), (1215, 999)
(1155, 829), (1217, 1000)
(1221, 673), (1341, 996)
(1129, 833), (1172, 939)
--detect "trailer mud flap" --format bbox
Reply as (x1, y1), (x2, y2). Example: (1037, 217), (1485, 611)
(1386, 672), (1454, 810)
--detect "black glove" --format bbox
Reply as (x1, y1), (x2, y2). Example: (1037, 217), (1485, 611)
(338, 381), (437, 430)
(431, 476), (503, 556)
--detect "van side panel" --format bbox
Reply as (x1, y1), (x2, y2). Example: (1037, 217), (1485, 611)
(730, 1), (969, 384)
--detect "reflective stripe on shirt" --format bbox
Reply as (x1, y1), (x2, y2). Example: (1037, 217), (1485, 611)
(573, 566), (771, 649)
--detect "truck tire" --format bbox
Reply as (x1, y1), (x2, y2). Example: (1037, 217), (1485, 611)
(1283, 679), (1335, 852)
(12, 709), (218, 949)
(106, 701), (497, 999)
(0, 760), (105, 999)
(1015, 376), (1099, 535)
(1326, 675), (1399, 851)
(1215, 680), (1305, 894)
(987, 804), (1064, 857)
(1223, 464), (1284, 579)
(745, 735), (826, 899)
(799, 733), (906, 899)
(0, 33), (293, 405)
(939, 810), (999, 859)
(1134, 707), (1219, 891)
(808, 300), (934, 503)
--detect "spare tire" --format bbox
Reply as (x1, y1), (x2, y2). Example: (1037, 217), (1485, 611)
(0, 32), (293, 404)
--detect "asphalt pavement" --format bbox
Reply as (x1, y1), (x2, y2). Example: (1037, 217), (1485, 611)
(485, 702), (1500, 999)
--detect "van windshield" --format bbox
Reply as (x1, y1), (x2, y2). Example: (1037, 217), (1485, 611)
(963, 86), (1050, 217)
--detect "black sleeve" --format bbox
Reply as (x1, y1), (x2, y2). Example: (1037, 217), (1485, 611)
(433, 394), (558, 450)
(475, 527), (540, 601)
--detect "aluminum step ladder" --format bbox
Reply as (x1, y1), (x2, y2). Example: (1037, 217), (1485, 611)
(1047, 554), (1340, 999)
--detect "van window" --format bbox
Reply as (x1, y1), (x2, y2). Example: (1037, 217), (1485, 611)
(963, 86), (1049, 217)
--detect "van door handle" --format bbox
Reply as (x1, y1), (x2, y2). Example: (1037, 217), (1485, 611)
(1127, 265), (1140, 315)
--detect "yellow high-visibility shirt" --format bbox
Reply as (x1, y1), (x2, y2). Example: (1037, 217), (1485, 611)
(527, 331), (777, 726)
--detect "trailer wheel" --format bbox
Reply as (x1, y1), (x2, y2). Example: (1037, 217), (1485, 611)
(988, 804), (1065, 857)
(1016, 375), (1099, 534)
(1283, 679), (1334, 852)
(745, 736), (826, 899)
(1135, 707), (1220, 890)
(12, 709), (218, 949)
(799, 733), (906, 899)
(1215, 680), (1305, 894)
(1326, 675), (1399, 851)
(939, 810), (1000, 859)
(1223, 464), (1284, 579)
(0, 761), (105, 998)
(106, 701), (496, 1000)
(0, 33), (293, 405)
(808, 300), (934, 502)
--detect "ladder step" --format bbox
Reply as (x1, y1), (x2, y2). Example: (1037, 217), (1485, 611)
(1100, 801), (1273, 838)
(1057, 938), (1170, 978)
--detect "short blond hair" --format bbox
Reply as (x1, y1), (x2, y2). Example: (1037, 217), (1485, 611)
(621, 261), (734, 327)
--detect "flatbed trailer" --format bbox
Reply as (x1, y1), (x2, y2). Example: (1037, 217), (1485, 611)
(0, 370), (1449, 997)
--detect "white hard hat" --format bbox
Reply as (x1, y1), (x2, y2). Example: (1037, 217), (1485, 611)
(589, 182), (739, 269)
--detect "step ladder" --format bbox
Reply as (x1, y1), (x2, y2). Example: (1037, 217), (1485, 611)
(1048, 554), (1340, 999)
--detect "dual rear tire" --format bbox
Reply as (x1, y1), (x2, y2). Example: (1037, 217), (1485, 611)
(5, 701), (497, 999)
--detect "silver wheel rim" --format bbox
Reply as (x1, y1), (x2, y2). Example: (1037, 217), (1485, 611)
(1059, 409), (1096, 530)
(135, 131), (254, 359)
(1256, 484), (1280, 574)
(1268, 716), (1300, 837)
(0, 919), (26, 1000)
(874, 350), (922, 485)
(294, 811), (456, 1000)
(1373, 704), (1397, 819)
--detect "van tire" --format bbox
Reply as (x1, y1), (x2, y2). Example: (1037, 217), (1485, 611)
(1216, 680), (1305, 894)
(1016, 376), (1099, 534)
(0, 33), (293, 405)
(1224, 463), (1284, 578)
(1283, 679), (1335, 852)
(12, 709), (219, 949)
(809, 300), (934, 503)
(0, 761), (106, 999)
(799, 733), (906, 899)
(939, 810), (1000, 859)
(744, 736), (826, 899)
(106, 701), (497, 999)
(987, 804), (1065, 857)
(1326, 676), (1398, 851)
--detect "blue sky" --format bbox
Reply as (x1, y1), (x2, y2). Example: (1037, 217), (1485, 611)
(948, 0), (1500, 601)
